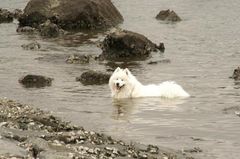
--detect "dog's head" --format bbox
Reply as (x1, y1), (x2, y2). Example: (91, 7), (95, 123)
(109, 67), (132, 93)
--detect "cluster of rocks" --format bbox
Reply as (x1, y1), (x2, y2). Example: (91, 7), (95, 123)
(0, 8), (14, 23)
(19, 0), (123, 30)
(12, 9), (23, 19)
(3, 1), (183, 62)
(15, 0), (170, 61)
(0, 8), (23, 23)
(7, 0), (182, 65)
(16, 0), (123, 38)
(0, 99), (191, 159)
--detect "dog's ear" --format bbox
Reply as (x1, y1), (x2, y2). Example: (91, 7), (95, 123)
(124, 68), (131, 76)
(114, 67), (121, 73)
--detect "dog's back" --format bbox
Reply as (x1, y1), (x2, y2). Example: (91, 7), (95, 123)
(131, 81), (190, 98)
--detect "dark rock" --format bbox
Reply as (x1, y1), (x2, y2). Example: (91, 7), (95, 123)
(66, 54), (92, 64)
(19, 0), (123, 30)
(39, 20), (60, 38)
(147, 59), (171, 65)
(190, 137), (205, 141)
(19, 74), (53, 88)
(12, 9), (23, 20)
(156, 9), (181, 22)
(183, 147), (203, 153)
(76, 70), (111, 85)
(101, 30), (160, 61)
(157, 42), (165, 52)
(21, 41), (41, 50)
(17, 26), (37, 33)
(0, 8), (14, 23)
(29, 144), (43, 159)
(156, 9), (171, 20)
(231, 67), (240, 80)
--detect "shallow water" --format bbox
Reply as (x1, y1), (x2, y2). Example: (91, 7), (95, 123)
(0, 0), (240, 158)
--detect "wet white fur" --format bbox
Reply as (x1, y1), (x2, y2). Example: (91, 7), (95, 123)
(109, 67), (190, 99)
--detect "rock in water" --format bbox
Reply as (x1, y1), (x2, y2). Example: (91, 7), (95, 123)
(231, 67), (240, 80)
(39, 20), (60, 38)
(76, 70), (111, 85)
(21, 41), (41, 50)
(17, 26), (37, 33)
(100, 30), (160, 61)
(12, 9), (23, 19)
(66, 54), (92, 64)
(19, 0), (123, 30)
(156, 9), (181, 22)
(0, 8), (14, 23)
(19, 74), (53, 88)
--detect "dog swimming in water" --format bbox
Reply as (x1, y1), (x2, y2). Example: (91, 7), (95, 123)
(109, 67), (190, 99)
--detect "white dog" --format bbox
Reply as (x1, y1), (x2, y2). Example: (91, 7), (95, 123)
(109, 67), (190, 99)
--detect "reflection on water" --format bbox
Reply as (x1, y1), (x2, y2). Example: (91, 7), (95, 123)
(112, 99), (135, 120)
(112, 97), (186, 121)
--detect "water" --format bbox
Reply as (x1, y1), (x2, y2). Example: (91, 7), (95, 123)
(1, 0), (240, 158)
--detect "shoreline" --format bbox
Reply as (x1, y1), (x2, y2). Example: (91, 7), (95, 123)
(0, 98), (192, 159)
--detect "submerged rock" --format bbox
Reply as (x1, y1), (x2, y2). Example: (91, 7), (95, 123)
(12, 9), (23, 20)
(156, 9), (182, 22)
(101, 30), (161, 61)
(39, 20), (61, 38)
(19, 0), (123, 30)
(76, 70), (111, 85)
(0, 8), (14, 23)
(231, 67), (240, 80)
(21, 41), (41, 50)
(17, 26), (37, 33)
(147, 59), (171, 65)
(183, 147), (203, 153)
(66, 54), (92, 64)
(19, 74), (53, 88)
(157, 42), (165, 52)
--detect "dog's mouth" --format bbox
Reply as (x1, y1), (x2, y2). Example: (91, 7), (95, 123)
(116, 84), (124, 91)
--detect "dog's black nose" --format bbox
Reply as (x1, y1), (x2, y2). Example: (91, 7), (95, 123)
(116, 83), (119, 87)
